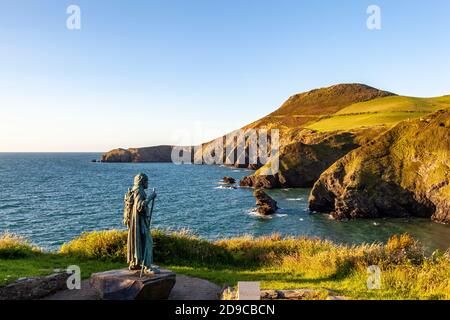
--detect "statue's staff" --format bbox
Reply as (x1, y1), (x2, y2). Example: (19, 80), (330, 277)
(140, 188), (156, 278)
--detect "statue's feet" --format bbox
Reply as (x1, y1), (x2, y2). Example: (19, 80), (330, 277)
(128, 264), (140, 271)
(144, 265), (161, 274)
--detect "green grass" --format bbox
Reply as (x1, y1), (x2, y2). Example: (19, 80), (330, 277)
(1, 231), (449, 300)
(336, 96), (450, 115)
(305, 95), (450, 132)
(306, 112), (428, 132)
(0, 253), (124, 287)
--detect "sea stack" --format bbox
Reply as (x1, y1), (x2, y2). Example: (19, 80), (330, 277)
(222, 176), (236, 184)
(253, 189), (278, 215)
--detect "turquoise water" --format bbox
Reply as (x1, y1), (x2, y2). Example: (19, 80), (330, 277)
(0, 153), (449, 252)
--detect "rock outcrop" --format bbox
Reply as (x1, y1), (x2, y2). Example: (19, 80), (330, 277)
(101, 145), (175, 163)
(253, 189), (278, 215)
(222, 176), (236, 184)
(101, 84), (396, 165)
(101, 84), (450, 195)
(240, 131), (361, 188)
(309, 109), (450, 223)
(0, 273), (70, 300)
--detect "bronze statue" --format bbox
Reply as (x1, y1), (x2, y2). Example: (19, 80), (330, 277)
(123, 173), (160, 274)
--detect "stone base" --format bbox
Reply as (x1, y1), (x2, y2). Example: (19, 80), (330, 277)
(90, 268), (176, 300)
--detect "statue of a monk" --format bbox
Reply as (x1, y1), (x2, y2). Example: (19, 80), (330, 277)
(123, 173), (160, 274)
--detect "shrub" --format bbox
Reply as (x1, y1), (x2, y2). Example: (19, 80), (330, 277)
(0, 232), (41, 259)
(153, 229), (233, 266)
(60, 230), (127, 261)
(385, 233), (424, 265)
(60, 229), (233, 265)
(216, 234), (335, 267)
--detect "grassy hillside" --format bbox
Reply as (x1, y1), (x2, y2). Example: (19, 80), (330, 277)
(102, 84), (449, 192)
(2, 231), (449, 300)
(243, 86), (450, 139)
(306, 95), (450, 132)
(239, 85), (450, 188)
(244, 83), (395, 130)
(309, 109), (450, 223)
(306, 112), (426, 132)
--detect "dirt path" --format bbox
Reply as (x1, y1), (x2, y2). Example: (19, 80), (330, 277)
(43, 274), (221, 300)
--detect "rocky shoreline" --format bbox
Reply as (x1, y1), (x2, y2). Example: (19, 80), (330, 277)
(101, 84), (450, 223)
(308, 110), (450, 223)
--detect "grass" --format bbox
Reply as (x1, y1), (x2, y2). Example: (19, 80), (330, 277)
(0, 253), (124, 287)
(336, 96), (450, 115)
(1, 231), (449, 300)
(304, 95), (450, 132)
(306, 112), (427, 132)
(0, 232), (124, 286)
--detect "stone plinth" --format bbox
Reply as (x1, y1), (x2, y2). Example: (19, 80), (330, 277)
(90, 269), (176, 300)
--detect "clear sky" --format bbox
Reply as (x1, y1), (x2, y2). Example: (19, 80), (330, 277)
(1, 0), (449, 152)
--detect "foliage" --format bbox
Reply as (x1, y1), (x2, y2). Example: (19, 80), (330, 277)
(0, 232), (41, 259)
(1, 230), (449, 299)
(60, 230), (127, 261)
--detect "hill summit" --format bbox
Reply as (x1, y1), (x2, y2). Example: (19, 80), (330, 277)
(270, 83), (395, 117)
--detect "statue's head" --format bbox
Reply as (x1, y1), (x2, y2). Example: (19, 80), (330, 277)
(134, 173), (149, 189)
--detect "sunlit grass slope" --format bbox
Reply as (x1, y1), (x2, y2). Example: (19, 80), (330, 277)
(306, 95), (450, 132)
(1, 231), (449, 300)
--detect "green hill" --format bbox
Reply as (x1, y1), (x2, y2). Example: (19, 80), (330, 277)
(309, 109), (450, 223)
(306, 95), (450, 132)
(103, 83), (449, 193)
(240, 85), (450, 189)
(244, 83), (395, 130)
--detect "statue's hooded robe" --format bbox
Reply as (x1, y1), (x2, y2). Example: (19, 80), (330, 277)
(126, 173), (155, 269)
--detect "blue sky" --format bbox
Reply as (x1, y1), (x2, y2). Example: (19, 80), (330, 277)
(1, 0), (449, 151)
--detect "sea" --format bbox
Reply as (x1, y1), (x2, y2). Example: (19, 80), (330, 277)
(0, 153), (449, 252)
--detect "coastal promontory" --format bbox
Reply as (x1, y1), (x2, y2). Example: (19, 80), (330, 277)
(308, 109), (450, 223)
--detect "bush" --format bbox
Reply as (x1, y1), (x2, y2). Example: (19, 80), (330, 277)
(60, 230), (127, 261)
(58, 231), (432, 271)
(385, 233), (424, 265)
(60, 229), (233, 265)
(0, 232), (41, 259)
(215, 234), (335, 267)
(153, 229), (233, 265)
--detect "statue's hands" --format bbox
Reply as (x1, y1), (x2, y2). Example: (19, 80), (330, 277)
(148, 188), (157, 201)
(123, 218), (129, 227)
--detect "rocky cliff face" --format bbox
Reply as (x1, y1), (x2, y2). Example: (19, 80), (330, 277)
(239, 132), (358, 188)
(308, 109), (450, 223)
(101, 84), (449, 195)
(102, 84), (394, 165)
(239, 128), (385, 188)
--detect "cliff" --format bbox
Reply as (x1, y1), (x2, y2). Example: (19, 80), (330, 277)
(240, 86), (450, 188)
(102, 84), (395, 165)
(101, 145), (174, 163)
(101, 84), (450, 195)
(308, 109), (450, 223)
